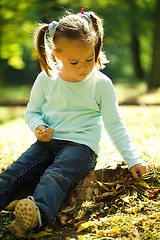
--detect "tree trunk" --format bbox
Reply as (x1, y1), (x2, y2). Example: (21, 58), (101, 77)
(129, 0), (143, 79)
(148, 0), (160, 89)
(130, 33), (143, 79)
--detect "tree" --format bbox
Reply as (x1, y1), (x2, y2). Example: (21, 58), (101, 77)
(128, 0), (143, 79)
(148, 0), (160, 89)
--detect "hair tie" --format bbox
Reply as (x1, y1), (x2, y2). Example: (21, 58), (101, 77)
(78, 8), (91, 23)
(48, 21), (58, 36)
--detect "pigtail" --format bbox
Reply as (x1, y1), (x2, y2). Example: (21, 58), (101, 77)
(34, 24), (54, 77)
(89, 12), (109, 69)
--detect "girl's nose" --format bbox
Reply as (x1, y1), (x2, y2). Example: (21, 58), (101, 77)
(79, 62), (87, 71)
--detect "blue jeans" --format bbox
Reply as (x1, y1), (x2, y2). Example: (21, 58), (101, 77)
(0, 139), (97, 225)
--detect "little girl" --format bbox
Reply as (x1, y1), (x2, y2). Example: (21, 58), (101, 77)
(0, 9), (151, 238)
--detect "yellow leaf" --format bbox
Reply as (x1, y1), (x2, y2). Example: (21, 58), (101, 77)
(78, 236), (85, 240)
(149, 212), (160, 219)
(100, 216), (121, 223)
(96, 181), (110, 191)
(111, 187), (117, 193)
(77, 221), (95, 233)
(120, 195), (130, 203)
(5, 200), (19, 210)
(125, 205), (143, 213)
(66, 237), (76, 240)
(28, 231), (53, 239)
(96, 226), (120, 235)
(135, 181), (150, 189)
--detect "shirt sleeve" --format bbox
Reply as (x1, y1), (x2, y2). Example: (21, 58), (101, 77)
(99, 79), (144, 170)
(24, 72), (49, 132)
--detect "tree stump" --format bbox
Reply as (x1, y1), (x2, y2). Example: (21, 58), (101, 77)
(15, 167), (129, 210)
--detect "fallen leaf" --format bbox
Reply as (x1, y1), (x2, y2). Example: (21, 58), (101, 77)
(120, 195), (130, 203)
(125, 205), (143, 213)
(74, 221), (85, 229)
(149, 212), (160, 219)
(5, 200), (19, 210)
(61, 206), (75, 214)
(66, 237), (76, 240)
(135, 180), (150, 189)
(100, 216), (121, 223)
(96, 226), (120, 235)
(96, 181), (110, 191)
(58, 215), (68, 225)
(132, 229), (139, 237)
(111, 187), (117, 193)
(78, 236), (85, 240)
(77, 221), (95, 233)
(28, 231), (53, 238)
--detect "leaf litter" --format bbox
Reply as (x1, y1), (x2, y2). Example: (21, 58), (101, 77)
(1, 171), (159, 240)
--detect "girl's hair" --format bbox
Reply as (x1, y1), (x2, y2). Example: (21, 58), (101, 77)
(34, 10), (108, 77)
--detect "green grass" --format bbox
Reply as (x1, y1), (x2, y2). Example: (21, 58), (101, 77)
(0, 85), (31, 105)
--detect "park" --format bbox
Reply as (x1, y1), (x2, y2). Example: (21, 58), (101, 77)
(0, 0), (160, 239)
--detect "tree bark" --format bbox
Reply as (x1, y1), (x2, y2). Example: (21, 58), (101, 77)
(130, 33), (143, 79)
(148, 0), (160, 89)
(129, 0), (143, 79)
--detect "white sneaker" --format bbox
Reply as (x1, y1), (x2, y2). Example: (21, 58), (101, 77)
(10, 196), (42, 238)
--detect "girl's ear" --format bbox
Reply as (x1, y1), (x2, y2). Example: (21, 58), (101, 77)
(52, 49), (61, 60)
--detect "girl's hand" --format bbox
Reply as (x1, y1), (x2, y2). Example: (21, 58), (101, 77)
(35, 125), (54, 142)
(130, 163), (152, 179)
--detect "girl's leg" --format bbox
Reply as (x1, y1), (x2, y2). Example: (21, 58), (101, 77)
(0, 140), (55, 211)
(33, 140), (97, 225)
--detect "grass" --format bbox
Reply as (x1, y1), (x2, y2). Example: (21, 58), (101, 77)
(0, 85), (31, 106)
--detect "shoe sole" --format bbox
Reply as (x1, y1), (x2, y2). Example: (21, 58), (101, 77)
(10, 198), (37, 236)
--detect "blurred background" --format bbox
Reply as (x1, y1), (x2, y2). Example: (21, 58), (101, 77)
(0, 0), (160, 105)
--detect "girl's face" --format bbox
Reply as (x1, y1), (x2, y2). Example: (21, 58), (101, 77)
(53, 38), (95, 82)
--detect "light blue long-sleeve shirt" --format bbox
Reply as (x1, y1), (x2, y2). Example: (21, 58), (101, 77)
(25, 68), (143, 169)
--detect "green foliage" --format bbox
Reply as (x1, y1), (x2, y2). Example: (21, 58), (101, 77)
(0, 0), (159, 86)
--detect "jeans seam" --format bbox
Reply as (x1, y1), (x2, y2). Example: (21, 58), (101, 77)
(0, 154), (51, 196)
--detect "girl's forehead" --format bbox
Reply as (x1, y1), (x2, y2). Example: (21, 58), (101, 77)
(56, 38), (95, 58)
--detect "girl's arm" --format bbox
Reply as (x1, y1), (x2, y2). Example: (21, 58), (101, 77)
(99, 80), (151, 178)
(24, 72), (49, 132)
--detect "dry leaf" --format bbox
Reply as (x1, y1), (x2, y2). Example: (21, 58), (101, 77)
(58, 215), (68, 225)
(28, 231), (53, 238)
(5, 200), (19, 210)
(132, 229), (139, 237)
(96, 181), (110, 191)
(149, 212), (160, 219)
(78, 236), (85, 240)
(135, 180), (150, 189)
(77, 221), (95, 233)
(96, 226), (120, 235)
(61, 206), (75, 214)
(100, 216), (121, 223)
(66, 237), (76, 240)
(111, 187), (117, 193)
(120, 195), (130, 203)
(125, 205), (143, 213)
(74, 221), (85, 229)
(100, 191), (116, 199)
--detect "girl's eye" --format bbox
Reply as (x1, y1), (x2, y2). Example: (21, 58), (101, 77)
(70, 62), (78, 65)
(86, 58), (93, 62)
